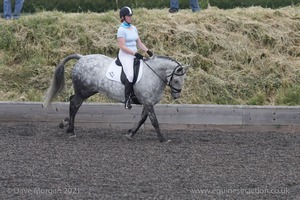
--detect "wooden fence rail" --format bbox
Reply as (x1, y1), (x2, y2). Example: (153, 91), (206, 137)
(1, 102), (300, 133)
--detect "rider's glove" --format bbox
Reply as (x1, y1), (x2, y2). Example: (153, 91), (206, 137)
(134, 52), (144, 60)
(147, 50), (153, 57)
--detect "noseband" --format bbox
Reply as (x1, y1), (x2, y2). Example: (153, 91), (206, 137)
(143, 59), (186, 94)
(167, 65), (186, 94)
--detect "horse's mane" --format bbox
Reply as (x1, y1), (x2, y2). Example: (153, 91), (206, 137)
(144, 55), (175, 62)
(156, 55), (181, 66)
(143, 55), (178, 64)
(156, 55), (175, 62)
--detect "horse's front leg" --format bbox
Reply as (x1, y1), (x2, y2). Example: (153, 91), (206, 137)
(126, 106), (148, 140)
(147, 105), (169, 143)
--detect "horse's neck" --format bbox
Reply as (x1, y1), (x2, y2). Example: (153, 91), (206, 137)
(148, 59), (172, 73)
(143, 62), (163, 82)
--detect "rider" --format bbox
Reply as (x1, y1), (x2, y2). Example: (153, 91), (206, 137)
(117, 6), (153, 109)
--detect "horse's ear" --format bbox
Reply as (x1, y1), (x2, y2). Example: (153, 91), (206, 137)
(183, 65), (190, 70)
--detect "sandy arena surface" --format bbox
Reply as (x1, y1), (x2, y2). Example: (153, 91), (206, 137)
(0, 123), (299, 199)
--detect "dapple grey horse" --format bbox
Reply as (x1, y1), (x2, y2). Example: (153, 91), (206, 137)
(43, 54), (187, 142)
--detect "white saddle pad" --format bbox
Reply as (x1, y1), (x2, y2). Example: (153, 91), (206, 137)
(105, 59), (143, 83)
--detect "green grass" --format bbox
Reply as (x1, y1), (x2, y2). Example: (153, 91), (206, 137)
(0, 6), (300, 105)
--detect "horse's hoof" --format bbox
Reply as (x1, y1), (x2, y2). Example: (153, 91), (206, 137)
(59, 118), (69, 129)
(160, 139), (171, 143)
(69, 133), (76, 138)
(59, 121), (64, 129)
(125, 133), (134, 140)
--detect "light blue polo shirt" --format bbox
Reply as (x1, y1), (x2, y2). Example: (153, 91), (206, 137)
(117, 25), (139, 52)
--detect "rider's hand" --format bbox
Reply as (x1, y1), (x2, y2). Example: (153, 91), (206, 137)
(134, 52), (144, 60)
(147, 50), (153, 57)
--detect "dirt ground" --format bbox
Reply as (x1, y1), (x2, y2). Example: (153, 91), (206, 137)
(0, 123), (299, 200)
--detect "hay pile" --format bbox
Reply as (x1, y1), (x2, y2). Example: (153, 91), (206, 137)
(155, 6), (300, 105)
(0, 6), (299, 105)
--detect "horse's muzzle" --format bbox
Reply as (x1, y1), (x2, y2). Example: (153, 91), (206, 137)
(172, 93), (180, 99)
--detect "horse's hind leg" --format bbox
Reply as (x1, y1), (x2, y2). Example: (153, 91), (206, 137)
(66, 94), (84, 137)
(147, 105), (169, 143)
(126, 106), (148, 140)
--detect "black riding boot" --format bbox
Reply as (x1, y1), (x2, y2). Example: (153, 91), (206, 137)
(124, 80), (133, 109)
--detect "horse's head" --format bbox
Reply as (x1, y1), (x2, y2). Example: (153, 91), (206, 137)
(144, 55), (188, 99)
(166, 63), (188, 99)
(151, 55), (189, 99)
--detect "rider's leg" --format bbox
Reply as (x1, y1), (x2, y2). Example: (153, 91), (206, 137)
(124, 79), (133, 109)
(118, 50), (135, 109)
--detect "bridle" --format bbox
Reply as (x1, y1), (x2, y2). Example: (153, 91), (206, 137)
(167, 65), (186, 94)
(143, 59), (186, 94)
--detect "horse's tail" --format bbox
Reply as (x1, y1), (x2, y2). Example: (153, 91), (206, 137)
(43, 54), (82, 108)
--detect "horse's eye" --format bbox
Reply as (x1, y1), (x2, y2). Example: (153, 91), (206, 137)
(177, 67), (183, 73)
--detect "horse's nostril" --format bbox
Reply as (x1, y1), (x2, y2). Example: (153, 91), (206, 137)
(172, 94), (180, 99)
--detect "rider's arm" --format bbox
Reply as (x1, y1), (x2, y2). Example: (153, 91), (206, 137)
(136, 37), (149, 53)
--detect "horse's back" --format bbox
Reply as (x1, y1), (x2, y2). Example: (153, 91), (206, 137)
(72, 54), (111, 85)
(73, 54), (112, 74)
(77, 54), (113, 67)
(72, 54), (125, 101)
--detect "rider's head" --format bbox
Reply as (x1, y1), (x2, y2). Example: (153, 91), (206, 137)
(120, 6), (133, 23)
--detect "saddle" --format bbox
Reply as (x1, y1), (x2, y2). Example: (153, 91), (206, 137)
(115, 55), (141, 105)
(115, 55), (141, 85)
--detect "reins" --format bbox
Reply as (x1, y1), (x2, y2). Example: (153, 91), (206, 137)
(142, 58), (185, 93)
(142, 59), (167, 84)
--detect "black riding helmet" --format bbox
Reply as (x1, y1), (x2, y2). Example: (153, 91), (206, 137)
(120, 6), (133, 18)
